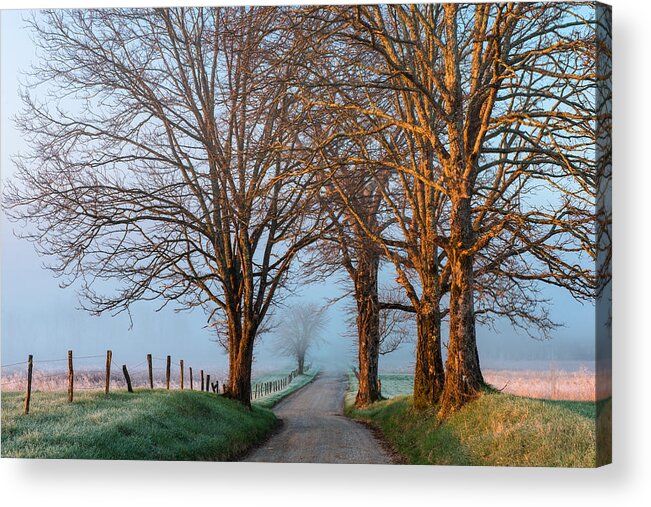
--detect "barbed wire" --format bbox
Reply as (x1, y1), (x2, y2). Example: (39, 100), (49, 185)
(1, 360), (30, 368)
(2, 355), (107, 368)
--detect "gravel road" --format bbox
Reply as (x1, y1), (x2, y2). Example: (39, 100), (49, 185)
(242, 372), (393, 464)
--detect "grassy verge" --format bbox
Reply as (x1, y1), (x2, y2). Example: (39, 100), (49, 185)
(253, 370), (317, 409)
(346, 384), (600, 467)
(1, 389), (277, 460)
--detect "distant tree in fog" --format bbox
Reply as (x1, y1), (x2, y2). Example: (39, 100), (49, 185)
(275, 304), (327, 374)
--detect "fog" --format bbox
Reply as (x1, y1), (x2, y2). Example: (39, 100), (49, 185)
(1, 214), (596, 376)
(0, 10), (596, 376)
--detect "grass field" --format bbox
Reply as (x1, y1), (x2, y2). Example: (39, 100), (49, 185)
(1, 389), (277, 460)
(346, 387), (602, 467)
(347, 367), (599, 403)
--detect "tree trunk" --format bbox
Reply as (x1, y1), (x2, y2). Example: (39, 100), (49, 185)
(224, 315), (255, 408)
(413, 293), (445, 409)
(297, 354), (305, 375)
(439, 196), (483, 418)
(473, 322), (485, 385)
(354, 250), (381, 408)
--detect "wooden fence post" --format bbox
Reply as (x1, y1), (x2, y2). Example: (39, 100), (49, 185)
(206, 374), (210, 393)
(180, 359), (184, 390)
(166, 355), (171, 390)
(215, 381), (219, 394)
(200, 370), (204, 391)
(122, 365), (133, 393)
(24, 354), (33, 415)
(147, 354), (153, 389)
(105, 350), (112, 395)
(189, 367), (193, 390)
(68, 350), (74, 403)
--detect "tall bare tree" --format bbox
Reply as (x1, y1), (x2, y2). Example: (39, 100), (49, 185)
(3, 7), (322, 407)
(314, 162), (387, 406)
(289, 43), (398, 407)
(291, 12), (445, 408)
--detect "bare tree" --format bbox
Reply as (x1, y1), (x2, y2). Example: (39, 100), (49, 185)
(3, 7), (322, 407)
(288, 46), (395, 407)
(317, 167), (387, 407)
(302, 3), (599, 416)
(275, 303), (327, 374)
(297, 5), (450, 408)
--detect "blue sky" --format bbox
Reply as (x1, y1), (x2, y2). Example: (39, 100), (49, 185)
(0, 8), (596, 376)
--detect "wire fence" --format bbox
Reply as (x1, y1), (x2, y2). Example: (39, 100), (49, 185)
(2, 349), (300, 415)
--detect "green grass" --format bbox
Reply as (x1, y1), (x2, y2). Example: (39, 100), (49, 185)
(346, 388), (600, 467)
(1, 389), (277, 460)
(253, 370), (317, 409)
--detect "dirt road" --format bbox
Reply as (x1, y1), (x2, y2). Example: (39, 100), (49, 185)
(242, 372), (392, 464)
